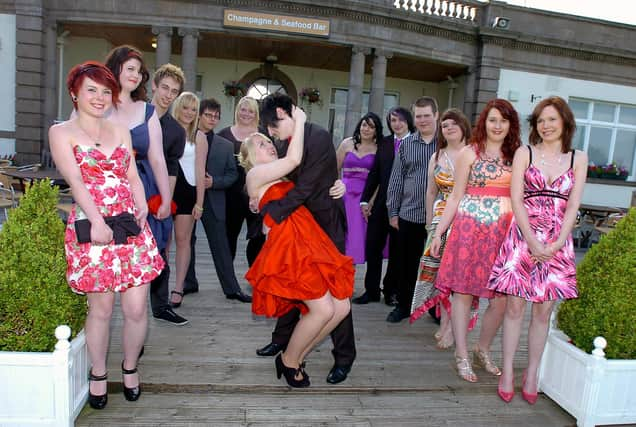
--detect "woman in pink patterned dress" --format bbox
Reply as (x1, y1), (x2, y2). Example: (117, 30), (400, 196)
(430, 99), (521, 383)
(488, 97), (587, 404)
(50, 62), (164, 410)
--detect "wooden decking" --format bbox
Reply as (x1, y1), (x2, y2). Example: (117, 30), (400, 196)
(76, 224), (576, 427)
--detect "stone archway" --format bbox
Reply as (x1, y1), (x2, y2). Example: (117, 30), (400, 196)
(239, 63), (297, 103)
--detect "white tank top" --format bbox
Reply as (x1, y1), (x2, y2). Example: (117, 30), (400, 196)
(179, 141), (196, 186)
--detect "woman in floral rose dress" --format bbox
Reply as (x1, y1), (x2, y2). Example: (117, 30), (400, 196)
(50, 62), (164, 410)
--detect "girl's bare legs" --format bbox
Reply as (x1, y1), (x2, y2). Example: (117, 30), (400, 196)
(86, 292), (116, 395)
(120, 284), (150, 388)
(476, 296), (506, 353)
(437, 300), (454, 348)
(281, 293), (335, 378)
(172, 214), (196, 305)
(473, 296), (506, 376)
(451, 293), (473, 359)
(450, 292), (477, 382)
(525, 300), (555, 394)
(500, 295), (527, 392)
(298, 297), (351, 364)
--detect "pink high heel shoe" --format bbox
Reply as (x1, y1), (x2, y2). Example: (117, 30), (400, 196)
(497, 376), (514, 403)
(522, 370), (538, 405)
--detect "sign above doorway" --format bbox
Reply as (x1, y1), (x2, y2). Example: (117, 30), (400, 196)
(223, 9), (330, 38)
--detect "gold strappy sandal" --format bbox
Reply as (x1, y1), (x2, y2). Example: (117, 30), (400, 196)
(454, 355), (478, 383)
(473, 346), (502, 376)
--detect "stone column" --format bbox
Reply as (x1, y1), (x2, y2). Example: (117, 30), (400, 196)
(42, 21), (57, 153)
(152, 26), (173, 68)
(368, 48), (392, 117)
(464, 43), (502, 123)
(178, 28), (199, 92)
(344, 46), (370, 138)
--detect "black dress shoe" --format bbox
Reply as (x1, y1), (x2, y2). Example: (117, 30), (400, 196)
(226, 290), (252, 303)
(88, 369), (108, 410)
(121, 361), (141, 401)
(384, 294), (399, 306)
(326, 364), (351, 384)
(352, 292), (380, 305)
(386, 306), (410, 323)
(275, 354), (310, 388)
(256, 342), (286, 356)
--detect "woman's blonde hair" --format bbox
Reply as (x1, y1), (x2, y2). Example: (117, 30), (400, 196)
(238, 132), (272, 172)
(172, 91), (200, 143)
(234, 96), (259, 127)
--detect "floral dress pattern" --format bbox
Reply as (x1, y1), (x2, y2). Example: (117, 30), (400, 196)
(65, 144), (164, 294)
(435, 147), (513, 299)
(410, 151), (455, 320)
(488, 149), (578, 301)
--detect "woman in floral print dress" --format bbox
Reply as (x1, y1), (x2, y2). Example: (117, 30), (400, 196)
(488, 97), (587, 404)
(50, 62), (164, 410)
(430, 99), (521, 383)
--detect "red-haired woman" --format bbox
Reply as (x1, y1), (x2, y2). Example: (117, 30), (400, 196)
(488, 97), (587, 404)
(49, 62), (164, 409)
(430, 99), (521, 383)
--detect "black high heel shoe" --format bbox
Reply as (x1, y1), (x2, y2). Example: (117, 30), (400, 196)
(275, 354), (310, 388)
(88, 369), (108, 410)
(121, 361), (142, 401)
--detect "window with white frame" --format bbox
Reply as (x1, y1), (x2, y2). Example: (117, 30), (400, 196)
(569, 98), (636, 180)
(328, 88), (399, 146)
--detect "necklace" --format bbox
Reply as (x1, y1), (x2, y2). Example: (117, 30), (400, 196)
(77, 123), (102, 147)
(540, 151), (563, 166)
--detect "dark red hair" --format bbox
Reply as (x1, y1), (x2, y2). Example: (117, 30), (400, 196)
(104, 45), (149, 102)
(528, 96), (576, 153)
(470, 99), (521, 163)
(66, 61), (120, 109)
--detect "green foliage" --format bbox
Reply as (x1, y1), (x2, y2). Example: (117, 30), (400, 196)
(0, 181), (87, 352)
(558, 208), (636, 359)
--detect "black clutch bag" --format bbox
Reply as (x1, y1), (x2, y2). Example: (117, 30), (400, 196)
(74, 212), (141, 244)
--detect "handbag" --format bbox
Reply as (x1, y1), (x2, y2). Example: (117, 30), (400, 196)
(74, 212), (141, 244)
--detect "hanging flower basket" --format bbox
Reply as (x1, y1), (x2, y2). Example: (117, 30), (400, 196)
(222, 80), (247, 98)
(299, 87), (323, 106)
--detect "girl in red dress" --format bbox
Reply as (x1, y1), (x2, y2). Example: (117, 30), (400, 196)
(240, 107), (354, 387)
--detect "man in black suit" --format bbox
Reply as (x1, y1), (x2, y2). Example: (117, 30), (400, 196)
(354, 107), (415, 306)
(148, 64), (189, 325)
(256, 94), (355, 384)
(189, 98), (252, 302)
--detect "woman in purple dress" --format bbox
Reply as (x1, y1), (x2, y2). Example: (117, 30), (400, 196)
(336, 113), (384, 264)
(488, 97), (587, 404)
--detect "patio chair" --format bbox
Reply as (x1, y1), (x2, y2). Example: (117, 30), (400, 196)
(0, 185), (16, 223)
(57, 187), (74, 222)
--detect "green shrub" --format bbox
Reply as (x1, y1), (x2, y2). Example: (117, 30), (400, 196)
(0, 180), (87, 352)
(557, 208), (636, 359)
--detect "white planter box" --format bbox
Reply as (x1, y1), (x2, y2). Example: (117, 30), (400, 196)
(0, 326), (89, 427)
(539, 327), (636, 427)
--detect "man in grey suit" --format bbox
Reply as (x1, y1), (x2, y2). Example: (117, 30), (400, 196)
(190, 98), (252, 302)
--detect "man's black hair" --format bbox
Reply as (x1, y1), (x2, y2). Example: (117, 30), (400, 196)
(260, 93), (294, 129)
(386, 107), (416, 135)
(200, 98), (221, 115)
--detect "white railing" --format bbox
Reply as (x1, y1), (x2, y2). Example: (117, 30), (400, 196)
(0, 326), (89, 427)
(393, 0), (480, 22)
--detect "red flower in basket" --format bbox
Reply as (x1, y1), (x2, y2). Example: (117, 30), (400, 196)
(147, 194), (177, 216)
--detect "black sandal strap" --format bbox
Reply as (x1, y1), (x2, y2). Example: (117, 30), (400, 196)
(89, 369), (108, 381)
(171, 290), (184, 297)
(121, 361), (138, 375)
